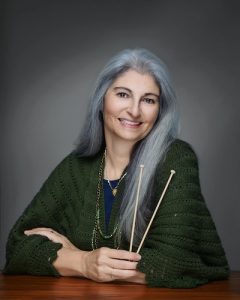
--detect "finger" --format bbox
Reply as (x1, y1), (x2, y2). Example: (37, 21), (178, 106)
(24, 229), (62, 244)
(24, 227), (57, 234)
(24, 229), (55, 239)
(111, 259), (138, 270)
(24, 228), (64, 240)
(111, 268), (138, 280)
(104, 248), (141, 261)
(24, 228), (76, 249)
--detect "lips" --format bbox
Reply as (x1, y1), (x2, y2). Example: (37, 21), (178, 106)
(118, 118), (143, 127)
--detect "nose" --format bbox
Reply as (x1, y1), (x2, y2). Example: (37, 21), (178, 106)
(127, 100), (141, 118)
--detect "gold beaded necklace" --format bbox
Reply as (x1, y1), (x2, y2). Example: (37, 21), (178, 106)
(91, 150), (125, 250)
(105, 150), (127, 196)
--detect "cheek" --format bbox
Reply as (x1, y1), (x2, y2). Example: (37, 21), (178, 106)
(104, 100), (123, 117)
(104, 96), (114, 112)
(104, 109), (116, 122)
(103, 99), (114, 119)
(147, 108), (160, 124)
(103, 105), (119, 124)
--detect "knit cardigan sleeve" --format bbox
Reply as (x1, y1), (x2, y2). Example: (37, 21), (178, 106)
(136, 140), (230, 288)
(3, 154), (75, 276)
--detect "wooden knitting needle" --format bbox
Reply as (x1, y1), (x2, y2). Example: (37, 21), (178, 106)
(136, 170), (176, 254)
(129, 164), (144, 252)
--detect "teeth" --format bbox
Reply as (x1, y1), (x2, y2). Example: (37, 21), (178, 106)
(119, 118), (142, 125)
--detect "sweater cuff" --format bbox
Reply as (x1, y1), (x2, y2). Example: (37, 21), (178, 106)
(3, 236), (63, 276)
(137, 248), (208, 288)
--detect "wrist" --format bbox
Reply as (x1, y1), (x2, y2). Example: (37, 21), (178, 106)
(53, 247), (88, 277)
(74, 249), (89, 277)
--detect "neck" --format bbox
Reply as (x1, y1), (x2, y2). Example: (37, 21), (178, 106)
(104, 137), (135, 180)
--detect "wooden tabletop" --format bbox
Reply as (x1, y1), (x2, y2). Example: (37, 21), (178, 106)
(0, 272), (240, 299)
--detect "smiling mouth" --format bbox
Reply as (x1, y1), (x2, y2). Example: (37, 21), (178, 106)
(118, 118), (143, 127)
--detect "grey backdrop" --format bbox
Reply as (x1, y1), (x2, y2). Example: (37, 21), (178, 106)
(1, 0), (240, 271)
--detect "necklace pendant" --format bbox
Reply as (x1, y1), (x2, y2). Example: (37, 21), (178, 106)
(112, 188), (117, 196)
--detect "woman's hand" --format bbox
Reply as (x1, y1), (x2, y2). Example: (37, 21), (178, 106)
(24, 227), (78, 251)
(24, 228), (145, 283)
(81, 247), (143, 283)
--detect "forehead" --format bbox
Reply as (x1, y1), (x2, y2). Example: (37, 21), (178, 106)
(111, 69), (160, 93)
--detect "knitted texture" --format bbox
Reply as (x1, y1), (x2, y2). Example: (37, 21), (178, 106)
(3, 139), (229, 287)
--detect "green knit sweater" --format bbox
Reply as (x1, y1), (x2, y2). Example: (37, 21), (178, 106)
(3, 139), (229, 287)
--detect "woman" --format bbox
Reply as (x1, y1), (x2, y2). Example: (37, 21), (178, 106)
(3, 48), (229, 287)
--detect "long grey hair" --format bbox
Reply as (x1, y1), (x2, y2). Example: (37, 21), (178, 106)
(75, 48), (180, 246)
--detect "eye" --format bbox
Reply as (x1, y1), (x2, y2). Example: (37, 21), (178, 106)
(117, 92), (129, 98)
(142, 98), (156, 104)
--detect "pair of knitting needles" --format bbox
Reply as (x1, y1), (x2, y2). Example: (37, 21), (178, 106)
(129, 165), (176, 254)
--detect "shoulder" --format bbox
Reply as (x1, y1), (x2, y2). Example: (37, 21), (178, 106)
(155, 138), (200, 182)
(51, 150), (102, 171)
(162, 138), (199, 168)
(51, 150), (103, 182)
(39, 151), (98, 186)
(165, 138), (198, 160)
(70, 150), (103, 169)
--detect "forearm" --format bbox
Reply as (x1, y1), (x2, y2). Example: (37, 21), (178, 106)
(53, 247), (88, 277)
(4, 235), (63, 276)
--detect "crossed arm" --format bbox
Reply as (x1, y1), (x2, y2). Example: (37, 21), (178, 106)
(24, 227), (146, 284)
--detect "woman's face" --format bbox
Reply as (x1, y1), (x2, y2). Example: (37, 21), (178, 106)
(103, 69), (160, 145)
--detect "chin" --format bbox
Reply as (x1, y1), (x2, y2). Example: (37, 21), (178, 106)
(117, 133), (146, 143)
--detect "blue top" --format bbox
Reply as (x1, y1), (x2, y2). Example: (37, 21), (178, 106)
(103, 179), (119, 231)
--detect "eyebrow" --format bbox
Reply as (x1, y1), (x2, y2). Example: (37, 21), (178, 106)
(113, 86), (160, 98)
